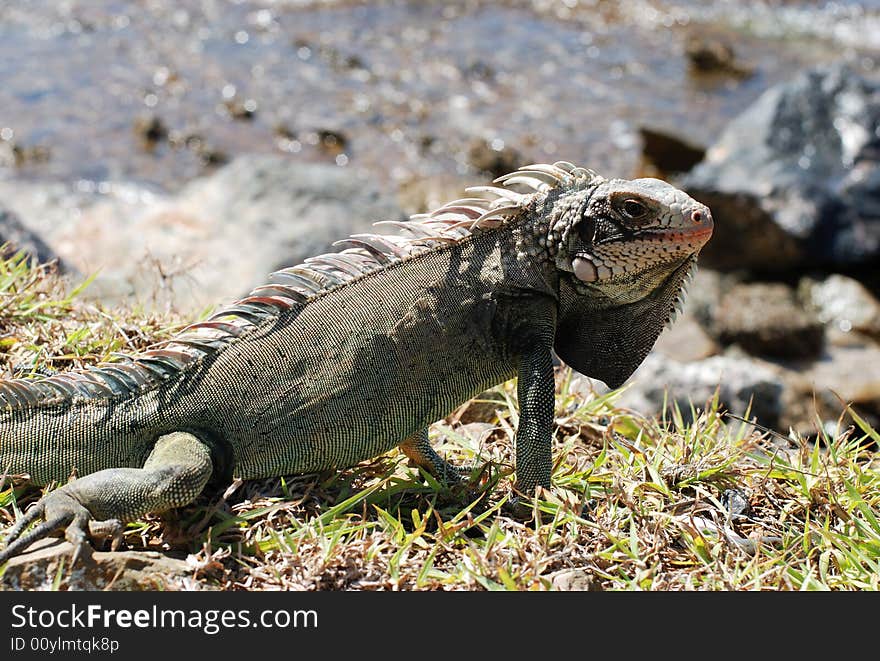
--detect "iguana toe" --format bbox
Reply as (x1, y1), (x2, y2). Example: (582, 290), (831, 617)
(88, 518), (125, 551)
(0, 488), (98, 564)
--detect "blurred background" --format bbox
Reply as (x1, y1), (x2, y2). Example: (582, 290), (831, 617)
(0, 0), (878, 437)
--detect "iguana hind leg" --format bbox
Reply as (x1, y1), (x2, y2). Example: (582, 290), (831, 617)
(0, 431), (213, 564)
(399, 428), (467, 485)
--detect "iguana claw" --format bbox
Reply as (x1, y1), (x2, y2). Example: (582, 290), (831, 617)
(0, 487), (122, 565)
(0, 499), (129, 566)
(1, 431), (213, 564)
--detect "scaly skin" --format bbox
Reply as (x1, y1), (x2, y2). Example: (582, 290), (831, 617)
(0, 162), (712, 563)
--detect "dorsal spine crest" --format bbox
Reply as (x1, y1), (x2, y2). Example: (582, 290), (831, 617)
(0, 162), (599, 411)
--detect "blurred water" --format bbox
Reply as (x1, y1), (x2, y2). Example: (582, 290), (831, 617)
(0, 0), (876, 191)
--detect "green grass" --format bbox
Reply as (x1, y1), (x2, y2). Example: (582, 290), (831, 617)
(0, 249), (878, 590)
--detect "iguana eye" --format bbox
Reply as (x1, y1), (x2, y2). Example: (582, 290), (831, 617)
(620, 198), (649, 220)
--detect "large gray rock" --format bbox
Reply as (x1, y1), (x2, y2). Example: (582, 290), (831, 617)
(614, 353), (785, 428)
(682, 63), (880, 272)
(652, 314), (719, 363)
(578, 334), (880, 436)
(0, 205), (61, 267)
(711, 282), (825, 359)
(799, 273), (880, 340)
(0, 156), (405, 311)
(800, 343), (880, 420)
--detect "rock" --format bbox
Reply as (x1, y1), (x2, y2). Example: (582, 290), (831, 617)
(720, 488), (751, 517)
(683, 191), (805, 271)
(768, 338), (880, 437)
(604, 335), (880, 435)
(0, 156), (405, 311)
(169, 133), (230, 168)
(615, 353), (785, 428)
(133, 114), (168, 148)
(799, 273), (880, 340)
(684, 35), (752, 78)
(550, 569), (600, 591)
(397, 173), (488, 214)
(679, 267), (726, 328)
(0, 140), (51, 168)
(711, 282), (825, 359)
(0, 179), (160, 252)
(682, 64), (880, 272)
(0, 205), (63, 268)
(642, 266), (722, 362)
(0, 538), (208, 591)
(801, 343), (880, 415)
(464, 59), (495, 81)
(467, 138), (522, 179)
(637, 127), (706, 178)
(222, 97), (258, 121)
(315, 129), (349, 156)
(273, 123), (297, 141)
(196, 146), (230, 167)
(653, 314), (719, 362)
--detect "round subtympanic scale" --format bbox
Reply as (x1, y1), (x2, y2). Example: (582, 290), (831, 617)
(572, 256), (599, 282)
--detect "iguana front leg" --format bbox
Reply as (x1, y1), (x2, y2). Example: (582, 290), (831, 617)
(513, 341), (555, 496)
(0, 431), (213, 563)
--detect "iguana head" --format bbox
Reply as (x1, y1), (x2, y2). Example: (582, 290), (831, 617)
(547, 172), (713, 388)
(550, 177), (712, 288)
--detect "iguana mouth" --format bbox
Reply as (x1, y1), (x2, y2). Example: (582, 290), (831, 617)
(572, 222), (711, 284)
(639, 225), (713, 243)
(591, 221), (713, 247)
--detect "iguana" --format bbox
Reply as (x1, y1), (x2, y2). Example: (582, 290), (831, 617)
(0, 162), (712, 563)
